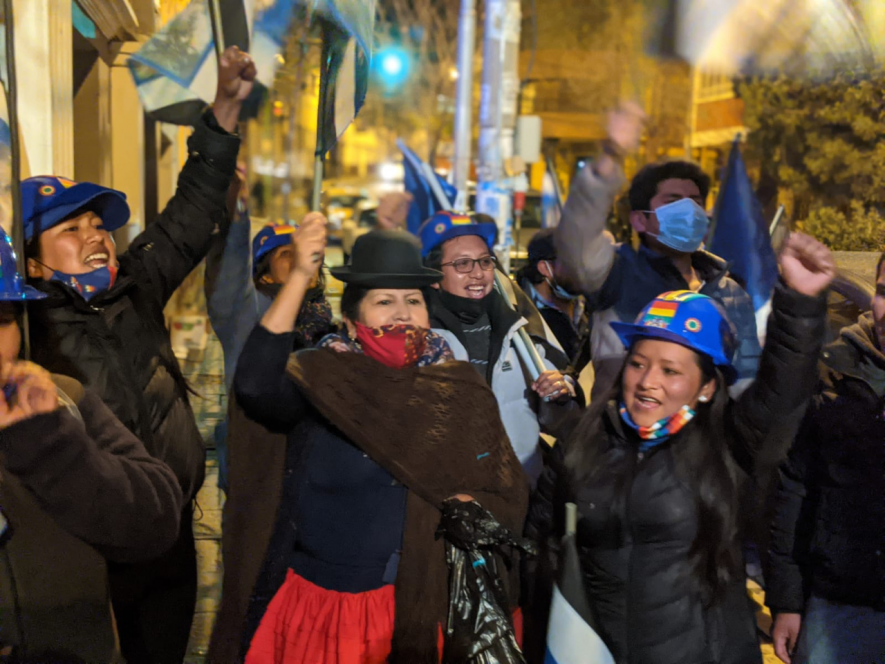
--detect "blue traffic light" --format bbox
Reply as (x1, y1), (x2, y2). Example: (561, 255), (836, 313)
(375, 47), (410, 89)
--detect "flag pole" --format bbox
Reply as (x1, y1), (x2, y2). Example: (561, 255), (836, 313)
(565, 502), (577, 537)
(3, 0), (28, 359)
(311, 24), (331, 213)
(207, 0), (226, 59)
(769, 204), (785, 238)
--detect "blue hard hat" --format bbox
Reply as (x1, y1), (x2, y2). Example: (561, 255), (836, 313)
(22, 176), (130, 242)
(0, 226), (46, 301)
(417, 211), (497, 258)
(610, 290), (738, 385)
(252, 224), (296, 273)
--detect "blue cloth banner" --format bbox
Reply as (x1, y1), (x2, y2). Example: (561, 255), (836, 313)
(709, 139), (778, 312)
(398, 140), (457, 235)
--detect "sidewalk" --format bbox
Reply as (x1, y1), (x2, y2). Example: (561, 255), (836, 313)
(185, 452), (224, 664)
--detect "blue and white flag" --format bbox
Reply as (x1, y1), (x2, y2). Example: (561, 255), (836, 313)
(313, 0), (375, 156)
(398, 139), (457, 235)
(545, 512), (615, 664)
(128, 0), (292, 125)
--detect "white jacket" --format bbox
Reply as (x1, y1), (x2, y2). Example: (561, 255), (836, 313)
(433, 316), (570, 484)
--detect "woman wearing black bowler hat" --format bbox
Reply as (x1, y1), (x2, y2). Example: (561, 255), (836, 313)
(226, 219), (530, 663)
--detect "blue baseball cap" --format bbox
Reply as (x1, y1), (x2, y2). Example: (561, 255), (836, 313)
(417, 211), (497, 258)
(252, 224), (296, 273)
(0, 226), (46, 301)
(22, 176), (130, 242)
(610, 290), (738, 385)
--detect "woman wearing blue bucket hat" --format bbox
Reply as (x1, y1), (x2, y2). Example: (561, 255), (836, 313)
(527, 232), (835, 664)
(19, 46), (256, 664)
(0, 227), (182, 661)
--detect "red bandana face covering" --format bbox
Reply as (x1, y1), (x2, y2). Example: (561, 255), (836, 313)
(355, 322), (429, 369)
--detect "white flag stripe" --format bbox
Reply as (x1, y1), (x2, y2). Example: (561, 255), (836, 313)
(545, 584), (615, 664)
(333, 38), (358, 140)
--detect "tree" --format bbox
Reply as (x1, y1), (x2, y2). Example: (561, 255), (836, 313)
(363, 0), (464, 164)
(739, 74), (885, 251)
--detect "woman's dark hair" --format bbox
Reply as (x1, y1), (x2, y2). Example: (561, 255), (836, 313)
(628, 161), (711, 212)
(877, 250), (885, 282)
(340, 284), (369, 323)
(565, 348), (740, 603)
(340, 284), (434, 324)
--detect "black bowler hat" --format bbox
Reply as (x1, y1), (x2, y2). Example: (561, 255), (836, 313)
(331, 230), (443, 288)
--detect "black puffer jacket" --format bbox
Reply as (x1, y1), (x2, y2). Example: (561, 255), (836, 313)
(767, 313), (885, 614)
(527, 285), (827, 664)
(28, 111), (239, 502)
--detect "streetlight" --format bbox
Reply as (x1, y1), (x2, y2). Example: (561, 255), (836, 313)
(375, 46), (410, 90)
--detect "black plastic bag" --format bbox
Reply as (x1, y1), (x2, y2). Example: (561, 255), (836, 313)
(436, 500), (537, 664)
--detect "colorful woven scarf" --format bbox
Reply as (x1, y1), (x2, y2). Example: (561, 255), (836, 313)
(317, 327), (453, 368)
(619, 402), (696, 452)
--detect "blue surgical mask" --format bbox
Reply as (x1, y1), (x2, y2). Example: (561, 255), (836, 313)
(48, 265), (118, 301)
(543, 261), (581, 301)
(646, 198), (710, 253)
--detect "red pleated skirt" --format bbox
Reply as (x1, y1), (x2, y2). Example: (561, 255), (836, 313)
(246, 570), (396, 664)
(245, 569), (523, 664)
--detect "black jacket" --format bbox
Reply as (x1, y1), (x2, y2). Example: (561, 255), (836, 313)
(28, 111), (239, 503)
(0, 374), (182, 662)
(767, 313), (885, 614)
(527, 285), (827, 664)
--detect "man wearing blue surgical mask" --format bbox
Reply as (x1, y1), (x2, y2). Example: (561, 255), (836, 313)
(554, 103), (761, 402)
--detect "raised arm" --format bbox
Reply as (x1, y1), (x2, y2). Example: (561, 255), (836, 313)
(554, 103), (644, 297)
(728, 233), (834, 475)
(122, 47), (256, 305)
(205, 194), (262, 389)
(234, 213), (328, 432)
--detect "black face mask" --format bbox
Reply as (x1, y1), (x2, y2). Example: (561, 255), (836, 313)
(436, 287), (493, 325)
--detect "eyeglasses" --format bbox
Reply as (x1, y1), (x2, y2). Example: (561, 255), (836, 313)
(440, 256), (497, 274)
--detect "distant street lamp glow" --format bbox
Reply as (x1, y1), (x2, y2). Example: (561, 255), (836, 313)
(375, 46), (410, 89)
(382, 53), (404, 76)
(449, 67), (459, 81)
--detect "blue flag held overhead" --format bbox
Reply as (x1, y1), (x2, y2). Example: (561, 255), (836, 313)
(709, 138), (778, 313)
(398, 140), (457, 235)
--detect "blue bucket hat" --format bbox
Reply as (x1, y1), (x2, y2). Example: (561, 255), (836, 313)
(22, 176), (130, 242)
(0, 226), (46, 301)
(252, 224), (296, 274)
(610, 290), (738, 385)
(417, 211), (497, 258)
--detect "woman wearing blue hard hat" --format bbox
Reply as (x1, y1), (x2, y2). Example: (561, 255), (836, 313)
(418, 210), (579, 485)
(0, 228), (183, 661)
(20, 47), (256, 664)
(527, 232), (835, 664)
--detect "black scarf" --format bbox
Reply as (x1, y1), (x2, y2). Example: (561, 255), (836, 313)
(435, 288), (491, 325)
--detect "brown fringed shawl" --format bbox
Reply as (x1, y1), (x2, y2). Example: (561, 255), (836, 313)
(286, 349), (530, 664)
